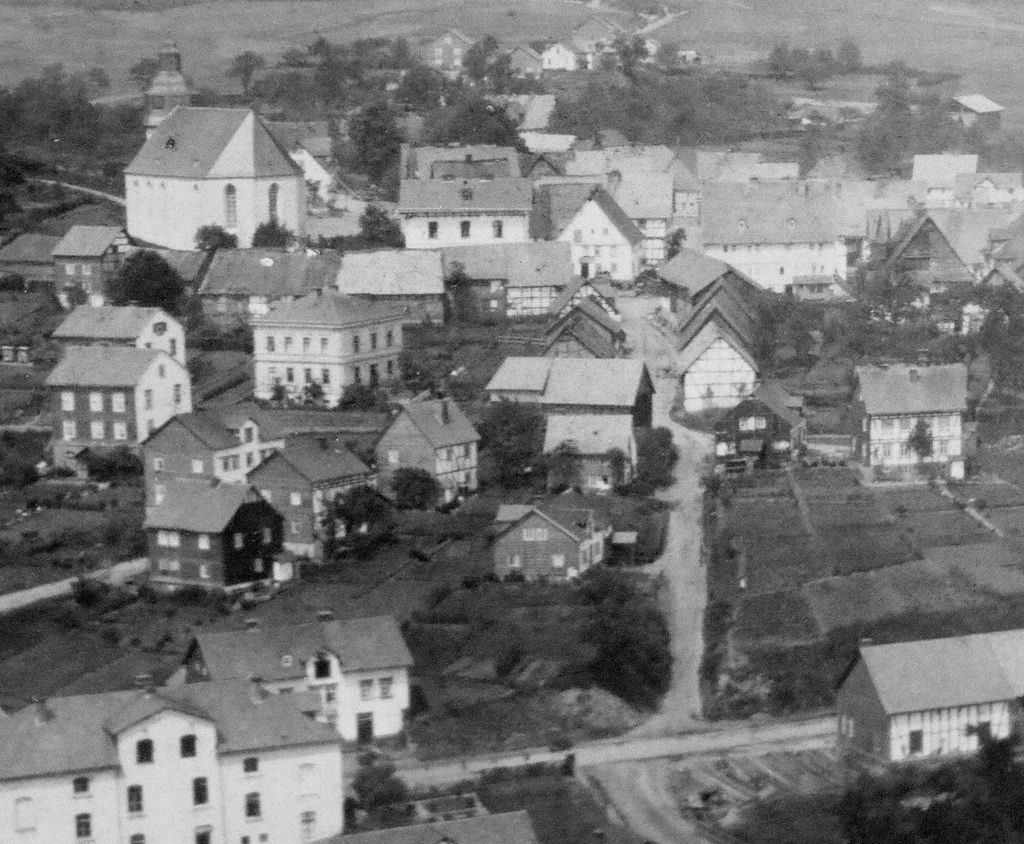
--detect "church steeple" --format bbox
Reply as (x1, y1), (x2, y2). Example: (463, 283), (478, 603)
(144, 39), (193, 139)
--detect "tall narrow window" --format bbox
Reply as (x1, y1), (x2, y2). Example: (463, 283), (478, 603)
(136, 739), (154, 764)
(245, 791), (261, 818)
(193, 777), (209, 806)
(268, 183), (279, 222)
(225, 184), (238, 228)
(75, 813), (92, 839)
(127, 784), (143, 814)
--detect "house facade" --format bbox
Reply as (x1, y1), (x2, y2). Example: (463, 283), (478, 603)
(424, 29), (474, 75)
(0, 681), (342, 844)
(540, 42), (579, 71)
(837, 632), (1024, 762)
(856, 363), (968, 480)
(375, 398), (480, 504)
(186, 616), (412, 743)
(950, 94), (1004, 131)
(51, 226), (129, 307)
(544, 413), (636, 491)
(714, 381), (805, 471)
(398, 178), (533, 249)
(543, 305), (624, 358)
(145, 481), (285, 591)
(253, 292), (405, 405)
(53, 305), (186, 366)
(247, 439), (374, 558)
(47, 346), (192, 468)
(125, 107), (305, 251)
(492, 503), (609, 581)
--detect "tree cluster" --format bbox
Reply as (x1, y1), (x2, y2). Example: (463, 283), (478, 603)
(766, 39), (862, 87)
(478, 400), (547, 488)
(634, 427), (678, 490)
(391, 467), (441, 510)
(106, 251), (187, 315)
(423, 95), (525, 149)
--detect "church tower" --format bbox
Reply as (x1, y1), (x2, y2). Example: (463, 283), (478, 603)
(144, 41), (193, 139)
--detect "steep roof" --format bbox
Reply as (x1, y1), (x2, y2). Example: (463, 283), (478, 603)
(547, 295), (623, 340)
(852, 630), (1024, 715)
(195, 616), (413, 682)
(265, 120), (332, 153)
(45, 346), (164, 387)
(544, 412), (634, 455)
(911, 153), (979, 186)
(544, 315), (619, 358)
(486, 357), (551, 393)
(398, 178), (533, 213)
(441, 242), (572, 289)
(656, 247), (732, 292)
(198, 249), (341, 298)
(610, 171), (674, 220)
(0, 233), (61, 264)
(220, 403), (390, 440)
(336, 250), (445, 296)
(51, 225), (124, 258)
(700, 181), (843, 245)
(396, 398), (479, 448)
(530, 184), (641, 243)
(541, 358), (649, 408)
(336, 811), (539, 844)
(143, 480), (260, 533)
(953, 94), (1004, 115)
(146, 248), (211, 284)
(257, 291), (406, 328)
(0, 680), (337, 781)
(402, 144), (522, 180)
(250, 440), (371, 484)
(891, 209), (1019, 270)
(125, 107), (301, 179)
(151, 410), (241, 451)
(855, 363), (968, 416)
(53, 305), (168, 341)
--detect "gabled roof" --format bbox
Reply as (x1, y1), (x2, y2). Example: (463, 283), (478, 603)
(51, 225), (124, 258)
(952, 94), (1004, 115)
(45, 346), (165, 387)
(541, 358), (650, 407)
(676, 312), (759, 375)
(402, 145), (522, 180)
(336, 249), (445, 296)
(265, 120), (332, 154)
(0, 680), (338, 781)
(249, 440), (371, 484)
(143, 480), (263, 533)
(656, 247), (732, 292)
(530, 183), (641, 243)
(0, 233), (61, 264)
(336, 810), (539, 844)
(494, 503), (595, 543)
(257, 292), (406, 328)
(194, 616), (413, 682)
(145, 248), (211, 284)
(53, 305), (170, 341)
(700, 181), (843, 246)
(198, 249), (341, 298)
(726, 381), (802, 428)
(125, 107), (301, 179)
(955, 172), (1023, 194)
(544, 412), (634, 455)
(855, 363), (968, 416)
(910, 153), (979, 186)
(520, 132), (577, 154)
(544, 315), (619, 358)
(395, 398), (479, 448)
(149, 410), (242, 451)
(851, 630), (1024, 715)
(486, 357), (551, 393)
(441, 242), (572, 289)
(892, 209), (1019, 269)
(430, 27), (474, 46)
(398, 178), (533, 213)
(548, 294), (623, 340)
(610, 171), (674, 220)
(219, 403), (390, 440)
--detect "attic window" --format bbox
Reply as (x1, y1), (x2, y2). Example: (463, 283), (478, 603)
(460, 186), (474, 201)
(165, 137), (176, 149)
(260, 257), (276, 268)
(281, 654), (293, 668)
(787, 218), (796, 230)
(738, 219), (748, 231)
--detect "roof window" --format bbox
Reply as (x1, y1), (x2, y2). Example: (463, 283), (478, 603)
(281, 654), (293, 667)
(165, 137), (176, 149)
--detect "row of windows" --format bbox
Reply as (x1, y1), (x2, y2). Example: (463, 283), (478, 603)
(223, 183), (281, 228)
(572, 226), (614, 242)
(876, 440), (953, 459)
(427, 219), (504, 239)
(269, 359), (394, 386)
(63, 420), (128, 441)
(875, 415), (954, 433)
(359, 675), (395, 700)
(265, 330), (395, 354)
(260, 489), (306, 507)
(62, 390), (127, 413)
(157, 528), (274, 549)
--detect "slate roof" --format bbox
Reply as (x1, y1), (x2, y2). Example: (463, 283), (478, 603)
(53, 305), (167, 341)
(520, 132), (578, 154)
(258, 291), (406, 328)
(143, 480), (258, 533)
(146, 248), (211, 284)
(220, 403), (390, 440)
(398, 178), (533, 213)
(892, 209), (1019, 270)
(700, 181), (843, 246)
(855, 363), (968, 416)
(530, 184), (641, 243)
(911, 153), (979, 186)
(544, 412), (634, 455)
(0, 680), (338, 781)
(335, 811), (539, 844)
(402, 145), (522, 180)
(198, 249), (341, 298)
(0, 233), (61, 265)
(953, 94), (1004, 115)
(45, 346), (163, 387)
(441, 242), (572, 289)
(51, 225), (123, 258)
(610, 171), (674, 220)
(548, 295), (623, 340)
(656, 247), (732, 292)
(150, 410), (240, 451)
(265, 120), (332, 154)
(397, 398), (479, 448)
(853, 630), (1024, 715)
(249, 440), (371, 484)
(486, 357), (551, 393)
(195, 616), (413, 681)
(125, 107), (301, 179)
(336, 249), (446, 297)
(541, 358), (649, 407)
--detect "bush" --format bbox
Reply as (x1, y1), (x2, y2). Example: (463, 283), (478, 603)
(635, 427), (678, 489)
(72, 577), (110, 608)
(80, 448), (143, 483)
(392, 467), (442, 510)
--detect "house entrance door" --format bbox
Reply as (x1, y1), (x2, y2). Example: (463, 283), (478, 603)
(357, 712), (374, 743)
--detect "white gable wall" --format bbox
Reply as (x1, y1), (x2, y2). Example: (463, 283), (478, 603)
(401, 211), (530, 249)
(704, 240), (846, 294)
(542, 44), (579, 71)
(557, 199), (639, 281)
(681, 333), (757, 413)
(134, 353), (193, 442)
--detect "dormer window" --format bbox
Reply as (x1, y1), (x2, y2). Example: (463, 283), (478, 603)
(460, 186), (474, 201)
(153, 322), (167, 335)
(281, 654), (293, 668)
(314, 655), (331, 679)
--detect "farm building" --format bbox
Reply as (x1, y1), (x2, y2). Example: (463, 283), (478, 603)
(543, 299), (625, 359)
(543, 412), (636, 491)
(837, 631), (1024, 762)
(492, 500), (610, 581)
(949, 95), (1004, 131)
(714, 380), (805, 471)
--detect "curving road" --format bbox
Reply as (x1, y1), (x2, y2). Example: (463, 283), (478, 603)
(27, 177), (125, 207)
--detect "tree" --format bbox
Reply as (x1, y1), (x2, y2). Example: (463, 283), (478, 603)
(767, 43), (792, 78)
(838, 39), (863, 73)
(280, 47), (308, 68)
(195, 225), (238, 252)
(463, 35), (500, 84)
(128, 57), (159, 92)
(656, 41), (681, 70)
(613, 35), (648, 82)
(547, 441), (582, 491)
(359, 205), (404, 248)
(446, 261), (478, 322)
(352, 752), (408, 811)
(106, 251), (186, 314)
(907, 417), (933, 462)
(251, 220), (294, 249)
(635, 427), (678, 488)
(424, 96), (524, 148)
(270, 381), (288, 405)
(606, 447), (629, 488)
(665, 229), (685, 261)
(85, 67), (111, 96)
(391, 467), (441, 510)
(302, 380), (325, 406)
(335, 485), (393, 536)
(395, 63), (445, 109)
(349, 101), (403, 183)
(478, 400), (546, 487)
(227, 51), (266, 95)
(0, 148), (24, 229)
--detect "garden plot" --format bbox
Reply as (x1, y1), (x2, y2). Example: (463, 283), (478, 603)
(733, 591), (821, 647)
(987, 507), (1024, 538)
(898, 509), (992, 549)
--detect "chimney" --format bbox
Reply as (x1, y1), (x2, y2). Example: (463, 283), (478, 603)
(440, 399), (450, 425)
(607, 169), (622, 192)
(248, 675), (267, 705)
(908, 368), (919, 383)
(316, 609), (336, 622)
(245, 618), (260, 631)
(32, 697), (53, 724)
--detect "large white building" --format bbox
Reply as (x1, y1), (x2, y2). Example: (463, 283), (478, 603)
(0, 680), (343, 844)
(397, 178), (533, 248)
(125, 107), (306, 251)
(185, 616), (413, 743)
(253, 292), (405, 405)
